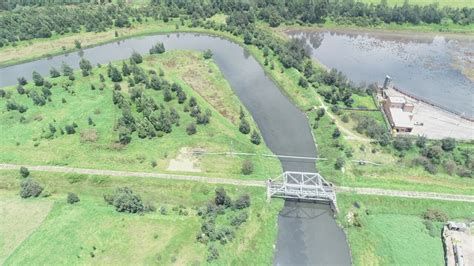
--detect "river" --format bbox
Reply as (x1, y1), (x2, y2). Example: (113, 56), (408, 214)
(287, 29), (474, 118)
(0, 33), (351, 265)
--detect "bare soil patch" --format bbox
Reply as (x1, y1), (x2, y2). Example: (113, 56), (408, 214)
(167, 147), (202, 173)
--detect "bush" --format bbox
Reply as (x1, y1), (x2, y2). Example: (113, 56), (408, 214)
(105, 187), (146, 213)
(214, 187), (232, 208)
(20, 179), (43, 198)
(332, 128), (341, 139)
(393, 135), (412, 151)
(234, 194), (251, 209)
(19, 166), (30, 178)
(67, 192), (80, 204)
(423, 220), (438, 237)
(231, 212), (248, 227)
(207, 245), (219, 262)
(130, 51), (143, 64)
(239, 118), (251, 134)
(423, 208), (448, 222)
(203, 49), (213, 59)
(250, 130), (261, 145)
(441, 137), (456, 152)
(65, 125), (76, 134)
(186, 123), (197, 135)
(335, 157), (345, 170)
(241, 160), (254, 175)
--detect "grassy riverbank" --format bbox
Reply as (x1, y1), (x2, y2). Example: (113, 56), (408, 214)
(337, 193), (474, 265)
(0, 50), (281, 180)
(0, 170), (282, 265)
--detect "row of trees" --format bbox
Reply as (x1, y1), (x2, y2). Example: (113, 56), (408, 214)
(2, 1), (472, 47)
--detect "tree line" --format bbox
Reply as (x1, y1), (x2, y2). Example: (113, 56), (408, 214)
(1, 1), (472, 47)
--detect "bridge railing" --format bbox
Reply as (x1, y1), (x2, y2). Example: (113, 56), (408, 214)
(267, 171), (336, 203)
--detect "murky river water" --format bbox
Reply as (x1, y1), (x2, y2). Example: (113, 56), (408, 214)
(0, 33), (351, 265)
(287, 29), (474, 118)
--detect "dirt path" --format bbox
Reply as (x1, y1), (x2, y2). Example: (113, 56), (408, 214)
(1, 163), (473, 203)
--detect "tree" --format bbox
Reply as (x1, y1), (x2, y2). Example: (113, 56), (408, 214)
(203, 49), (213, 59)
(239, 118), (251, 134)
(67, 192), (80, 204)
(214, 187), (232, 207)
(104, 187), (145, 213)
(32, 71), (44, 86)
(163, 88), (172, 102)
(177, 90), (187, 104)
(16, 85), (25, 95)
(298, 76), (309, 88)
(335, 157), (345, 170)
(441, 137), (456, 152)
(130, 51), (143, 64)
(250, 130), (261, 145)
(74, 40), (81, 49)
(416, 135), (427, 148)
(118, 127), (132, 145)
(149, 42), (165, 54)
(62, 62), (73, 77)
(234, 194), (251, 209)
(20, 179), (43, 198)
(332, 128), (341, 139)
(65, 125), (76, 134)
(17, 77), (27, 85)
(110, 67), (123, 82)
(186, 123), (197, 135)
(19, 166), (30, 178)
(122, 62), (131, 76)
(50, 67), (60, 78)
(79, 58), (93, 76)
(241, 160), (253, 175)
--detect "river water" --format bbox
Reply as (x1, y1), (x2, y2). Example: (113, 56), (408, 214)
(0, 33), (351, 265)
(287, 29), (474, 118)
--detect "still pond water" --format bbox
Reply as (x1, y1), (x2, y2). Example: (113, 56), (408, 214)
(287, 29), (474, 118)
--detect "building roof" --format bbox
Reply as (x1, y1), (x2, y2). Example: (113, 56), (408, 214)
(388, 96), (406, 104)
(389, 107), (414, 129)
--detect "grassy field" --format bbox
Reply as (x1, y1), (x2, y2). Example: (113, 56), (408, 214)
(0, 170), (283, 265)
(0, 50), (282, 179)
(337, 193), (474, 265)
(356, 0), (474, 8)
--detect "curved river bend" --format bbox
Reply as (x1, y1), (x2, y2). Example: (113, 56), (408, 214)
(0, 33), (351, 265)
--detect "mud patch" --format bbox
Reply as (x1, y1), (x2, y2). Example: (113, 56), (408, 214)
(167, 147), (202, 172)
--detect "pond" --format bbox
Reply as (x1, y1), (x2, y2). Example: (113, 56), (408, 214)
(287, 29), (474, 118)
(0, 33), (351, 265)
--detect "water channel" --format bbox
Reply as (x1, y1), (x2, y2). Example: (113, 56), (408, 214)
(0, 33), (351, 265)
(287, 29), (474, 118)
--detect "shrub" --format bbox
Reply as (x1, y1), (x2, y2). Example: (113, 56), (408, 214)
(186, 123), (197, 135)
(234, 194), (251, 209)
(19, 166), (30, 178)
(393, 135), (413, 151)
(20, 179), (43, 198)
(423, 208), (448, 222)
(416, 135), (427, 148)
(441, 137), (456, 152)
(67, 192), (80, 204)
(231, 212), (248, 227)
(241, 160), (254, 175)
(298, 76), (309, 88)
(239, 118), (251, 134)
(250, 130), (261, 145)
(130, 51), (143, 64)
(0, 89), (5, 97)
(50, 67), (61, 78)
(332, 128), (341, 139)
(203, 49), (213, 59)
(17, 77), (28, 85)
(423, 220), (438, 238)
(149, 42), (165, 54)
(341, 114), (349, 123)
(32, 71), (44, 86)
(315, 108), (325, 120)
(335, 157), (345, 170)
(207, 245), (219, 262)
(214, 187), (232, 208)
(105, 187), (145, 213)
(16, 85), (25, 95)
(65, 125), (76, 134)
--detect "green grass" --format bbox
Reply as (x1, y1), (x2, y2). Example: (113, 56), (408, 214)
(337, 193), (474, 265)
(0, 50), (281, 180)
(356, 0), (474, 8)
(0, 170), (283, 265)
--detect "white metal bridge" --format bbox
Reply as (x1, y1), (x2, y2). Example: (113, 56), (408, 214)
(267, 171), (337, 210)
